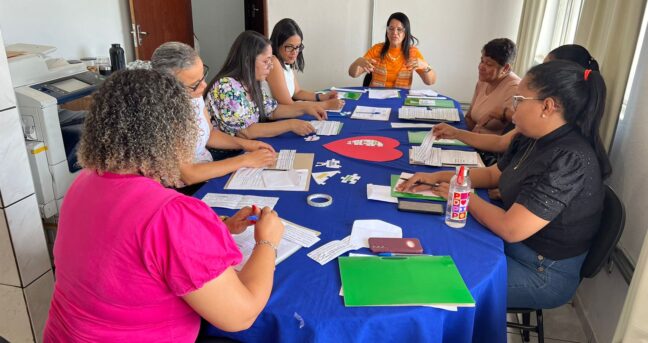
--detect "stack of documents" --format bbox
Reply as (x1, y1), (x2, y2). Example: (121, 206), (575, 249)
(409, 89), (439, 97)
(410, 131), (483, 167)
(404, 97), (455, 108)
(201, 193), (279, 209)
(399, 106), (460, 122)
(338, 255), (475, 307)
(310, 120), (343, 135)
(368, 88), (400, 99)
(351, 105), (391, 121)
(233, 219), (320, 271)
(408, 131), (467, 146)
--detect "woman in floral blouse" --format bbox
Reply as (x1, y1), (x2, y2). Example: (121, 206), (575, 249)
(207, 31), (327, 139)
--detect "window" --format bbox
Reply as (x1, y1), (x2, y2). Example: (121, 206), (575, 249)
(533, 0), (584, 64)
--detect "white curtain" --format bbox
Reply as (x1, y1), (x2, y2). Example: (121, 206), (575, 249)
(614, 232), (648, 342)
(575, 0), (647, 149)
(513, 0), (547, 76)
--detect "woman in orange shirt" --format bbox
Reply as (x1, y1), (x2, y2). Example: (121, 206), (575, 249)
(348, 12), (436, 88)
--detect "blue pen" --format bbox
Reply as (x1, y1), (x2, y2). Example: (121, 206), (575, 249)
(247, 215), (258, 221)
(377, 253), (425, 256)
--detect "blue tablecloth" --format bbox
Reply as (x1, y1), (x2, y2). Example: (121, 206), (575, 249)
(195, 88), (506, 343)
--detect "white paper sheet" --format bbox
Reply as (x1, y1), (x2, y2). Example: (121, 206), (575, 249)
(310, 120), (342, 135)
(307, 236), (355, 265)
(201, 193), (279, 209)
(312, 171), (341, 185)
(391, 123), (435, 128)
(366, 184), (398, 203)
(368, 89), (400, 99)
(226, 168), (310, 191)
(398, 106), (460, 122)
(351, 106), (391, 121)
(409, 89), (439, 97)
(349, 219), (402, 248)
(283, 222), (321, 248)
(274, 149), (296, 170)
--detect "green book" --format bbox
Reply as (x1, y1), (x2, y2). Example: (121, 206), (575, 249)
(338, 255), (475, 307)
(390, 174), (445, 202)
(407, 131), (468, 146)
(338, 91), (363, 100)
(404, 97), (455, 108)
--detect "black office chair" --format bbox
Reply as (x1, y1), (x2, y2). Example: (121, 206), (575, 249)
(362, 72), (372, 87)
(506, 185), (626, 342)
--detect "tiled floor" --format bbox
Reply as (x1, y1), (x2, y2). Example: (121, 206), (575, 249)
(507, 303), (590, 343)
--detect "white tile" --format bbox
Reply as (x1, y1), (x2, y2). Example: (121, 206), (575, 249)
(24, 270), (54, 343)
(5, 194), (51, 286)
(0, 32), (17, 111)
(0, 107), (35, 207)
(542, 304), (588, 342)
(507, 331), (524, 343)
(0, 283), (34, 343)
(0, 208), (21, 286)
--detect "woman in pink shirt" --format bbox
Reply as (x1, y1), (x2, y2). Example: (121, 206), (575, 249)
(44, 69), (284, 342)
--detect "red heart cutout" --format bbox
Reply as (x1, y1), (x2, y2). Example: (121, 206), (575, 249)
(323, 136), (403, 162)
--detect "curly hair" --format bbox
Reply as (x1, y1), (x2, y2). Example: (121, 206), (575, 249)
(483, 38), (517, 66)
(77, 69), (198, 187)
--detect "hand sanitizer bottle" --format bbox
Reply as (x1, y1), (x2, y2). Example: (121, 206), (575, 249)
(445, 166), (471, 228)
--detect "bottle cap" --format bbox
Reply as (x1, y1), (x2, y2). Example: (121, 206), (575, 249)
(457, 165), (465, 184)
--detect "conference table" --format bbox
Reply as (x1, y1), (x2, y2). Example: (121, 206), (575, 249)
(194, 88), (507, 342)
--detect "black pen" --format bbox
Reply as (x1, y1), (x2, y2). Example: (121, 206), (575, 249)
(400, 177), (440, 188)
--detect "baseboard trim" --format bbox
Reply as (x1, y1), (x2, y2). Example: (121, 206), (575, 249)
(573, 293), (598, 343)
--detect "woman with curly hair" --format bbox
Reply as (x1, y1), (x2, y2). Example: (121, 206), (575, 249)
(152, 42), (276, 185)
(44, 69), (285, 341)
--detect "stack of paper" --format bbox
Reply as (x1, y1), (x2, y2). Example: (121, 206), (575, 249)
(274, 149), (296, 170)
(351, 105), (391, 121)
(232, 219), (320, 271)
(338, 255), (475, 307)
(410, 132), (483, 167)
(226, 167), (310, 191)
(310, 120), (343, 135)
(408, 131), (467, 146)
(201, 193), (279, 209)
(409, 89), (439, 97)
(404, 97), (455, 108)
(398, 106), (460, 122)
(368, 89), (400, 99)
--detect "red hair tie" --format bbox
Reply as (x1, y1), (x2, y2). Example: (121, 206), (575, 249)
(584, 69), (592, 81)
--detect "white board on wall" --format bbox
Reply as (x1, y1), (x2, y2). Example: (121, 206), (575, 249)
(371, 0), (524, 103)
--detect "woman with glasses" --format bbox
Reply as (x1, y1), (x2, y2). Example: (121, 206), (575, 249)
(348, 12), (436, 88)
(207, 30), (327, 139)
(399, 60), (612, 309)
(44, 69), (285, 341)
(265, 18), (344, 111)
(151, 42), (276, 186)
(433, 44), (600, 154)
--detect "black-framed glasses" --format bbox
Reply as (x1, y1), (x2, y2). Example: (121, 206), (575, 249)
(187, 64), (209, 91)
(512, 95), (543, 111)
(283, 44), (305, 53)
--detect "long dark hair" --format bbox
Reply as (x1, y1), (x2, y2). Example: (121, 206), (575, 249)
(270, 18), (305, 72)
(380, 12), (418, 61)
(526, 60), (611, 178)
(209, 30), (271, 117)
(548, 44), (600, 71)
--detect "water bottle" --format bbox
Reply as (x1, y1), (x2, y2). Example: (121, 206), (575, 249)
(109, 43), (126, 72)
(445, 165), (471, 228)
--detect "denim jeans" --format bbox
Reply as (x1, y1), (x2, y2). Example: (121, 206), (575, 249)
(506, 242), (587, 309)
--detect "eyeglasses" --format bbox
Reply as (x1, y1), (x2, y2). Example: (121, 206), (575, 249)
(186, 64), (209, 92)
(258, 57), (273, 69)
(283, 44), (304, 53)
(387, 27), (405, 34)
(512, 95), (543, 111)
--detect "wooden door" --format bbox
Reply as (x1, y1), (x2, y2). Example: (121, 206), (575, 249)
(244, 0), (268, 36)
(128, 0), (194, 60)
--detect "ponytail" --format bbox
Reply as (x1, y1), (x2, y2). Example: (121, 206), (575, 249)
(526, 60), (612, 179)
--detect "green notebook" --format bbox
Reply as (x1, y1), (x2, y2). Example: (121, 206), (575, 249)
(404, 97), (455, 108)
(338, 91), (363, 100)
(407, 131), (468, 146)
(390, 174), (445, 202)
(338, 255), (475, 307)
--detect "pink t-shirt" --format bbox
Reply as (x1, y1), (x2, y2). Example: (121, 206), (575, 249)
(468, 72), (520, 134)
(44, 170), (242, 342)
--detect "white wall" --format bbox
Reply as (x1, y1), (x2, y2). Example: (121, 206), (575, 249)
(0, 0), (133, 62)
(268, 0), (373, 94)
(268, 0), (522, 103)
(192, 0), (244, 74)
(371, 0), (523, 102)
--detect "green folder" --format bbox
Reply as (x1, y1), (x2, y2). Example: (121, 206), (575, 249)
(338, 255), (475, 307)
(404, 97), (455, 108)
(338, 91), (363, 100)
(390, 174), (445, 201)
(407, 131), (469, 146)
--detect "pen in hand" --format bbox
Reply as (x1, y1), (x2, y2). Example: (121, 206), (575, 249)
(400, 177), (440, 188)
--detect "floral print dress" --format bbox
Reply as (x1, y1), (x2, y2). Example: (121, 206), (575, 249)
(206, 77), (278, 135)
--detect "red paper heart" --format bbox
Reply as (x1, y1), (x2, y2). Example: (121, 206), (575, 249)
(323, 136), (403, 162)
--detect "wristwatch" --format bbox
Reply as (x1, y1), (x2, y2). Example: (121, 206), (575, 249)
(424, 65), (432, 73)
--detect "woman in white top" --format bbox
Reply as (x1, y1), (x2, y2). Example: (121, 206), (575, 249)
(152, 42), (276, 185)
(265, 18), (344, 111)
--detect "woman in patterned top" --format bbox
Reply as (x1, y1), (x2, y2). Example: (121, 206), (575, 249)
(207, 31), (327, 139)
(348, 12), (436, 88)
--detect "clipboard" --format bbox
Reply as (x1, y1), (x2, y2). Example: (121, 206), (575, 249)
(224, 153), (315, 192)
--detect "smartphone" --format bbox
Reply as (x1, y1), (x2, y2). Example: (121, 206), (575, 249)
(397, 200), (444, 215)
(369, 237), (424, 254)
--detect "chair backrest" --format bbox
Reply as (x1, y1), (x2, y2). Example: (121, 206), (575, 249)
(580, 185), (626, 279)
(362, 73), (372, 87)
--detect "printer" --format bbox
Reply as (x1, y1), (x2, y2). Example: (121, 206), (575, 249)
(8, 44), (106, 218)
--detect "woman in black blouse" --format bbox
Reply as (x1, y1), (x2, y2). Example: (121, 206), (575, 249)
(398, 60), (611, 308)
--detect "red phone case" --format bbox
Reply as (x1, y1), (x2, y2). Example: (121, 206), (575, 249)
(368, 237), (423, 254)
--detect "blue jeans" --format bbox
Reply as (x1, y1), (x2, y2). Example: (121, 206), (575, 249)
(506, 242), (587, 309)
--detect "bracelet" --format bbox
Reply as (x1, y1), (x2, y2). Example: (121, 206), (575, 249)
(219, 215), (229, 222)
(307, 193), (333, 207)
(315, 93), (321, 101)
(255, 240), (278, 258)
